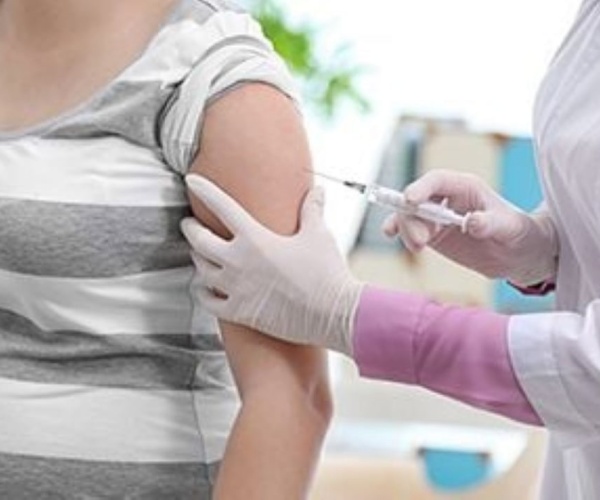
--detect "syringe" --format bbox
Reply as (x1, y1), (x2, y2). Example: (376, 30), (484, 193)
(314, 171), (470, 232)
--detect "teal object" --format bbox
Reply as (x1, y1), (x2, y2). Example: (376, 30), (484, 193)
(494, 137), (554, 313)
(420, 447), (491, 492)
(354, 124), (422, 251)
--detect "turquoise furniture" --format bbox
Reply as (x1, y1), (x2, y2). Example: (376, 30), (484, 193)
(494, 137), (554, 313)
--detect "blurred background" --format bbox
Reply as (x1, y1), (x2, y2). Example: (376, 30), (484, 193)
(242, 1), (580, 498)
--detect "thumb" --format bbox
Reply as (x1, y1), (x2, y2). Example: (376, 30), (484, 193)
(300, 186), (326, 230)
(403, 171), (452, 205)
(404, 170), (472, 205)
(185, 174), (258, 236)
(466, 210), (517, 240)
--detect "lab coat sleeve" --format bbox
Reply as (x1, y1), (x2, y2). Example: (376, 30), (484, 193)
(352, 286), (542, 426)
(508, 203), (557, 295)
(509, 303), (600, 447)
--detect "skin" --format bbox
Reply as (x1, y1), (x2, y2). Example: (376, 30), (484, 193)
(0, 1), (332, 497)
(0, 0), (177, 130)
(189, 83), (332, 499)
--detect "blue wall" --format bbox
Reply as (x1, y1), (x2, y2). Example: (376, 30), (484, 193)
(494, 138), (553, 313)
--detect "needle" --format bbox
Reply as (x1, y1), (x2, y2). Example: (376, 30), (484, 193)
(310, 170), (368, 194)
(308, 169), (470, 232)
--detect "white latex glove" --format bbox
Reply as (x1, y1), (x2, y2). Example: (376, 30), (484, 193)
(180, 175), (364, 356)
(383, 170), (559, 286)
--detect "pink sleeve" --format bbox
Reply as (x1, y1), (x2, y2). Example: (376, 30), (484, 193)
(352, 286), (542, 426)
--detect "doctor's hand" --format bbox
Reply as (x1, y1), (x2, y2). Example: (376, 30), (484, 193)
(181, 175), (364, 356)
(384, 170), (558, 286)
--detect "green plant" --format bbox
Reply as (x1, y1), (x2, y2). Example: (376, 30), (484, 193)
(250, 0), (370, 119)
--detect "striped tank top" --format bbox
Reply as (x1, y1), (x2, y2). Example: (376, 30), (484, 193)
(0, 0), (296, 497)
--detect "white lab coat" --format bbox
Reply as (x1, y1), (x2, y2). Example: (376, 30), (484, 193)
(508, 1), (600, 498)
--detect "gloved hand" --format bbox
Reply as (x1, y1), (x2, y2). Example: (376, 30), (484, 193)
(383, 170), (559, 286)
(180, 175), (364, 356)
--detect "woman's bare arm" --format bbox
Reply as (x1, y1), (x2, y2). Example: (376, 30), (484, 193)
(188, 83), (332, 499)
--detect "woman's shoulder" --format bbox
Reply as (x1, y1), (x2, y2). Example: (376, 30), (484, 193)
(172, 0), (247, 26)
(42, 0), (254, 151)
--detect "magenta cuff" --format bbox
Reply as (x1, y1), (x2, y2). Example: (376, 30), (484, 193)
(509, 280), (556, 296)
(352, 286), (542, 426)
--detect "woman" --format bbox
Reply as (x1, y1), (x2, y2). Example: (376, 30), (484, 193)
(0, 0), (330, 498)
(181, 1), (600, 498)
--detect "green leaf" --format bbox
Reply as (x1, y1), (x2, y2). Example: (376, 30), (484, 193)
(250, 0), (370, 120)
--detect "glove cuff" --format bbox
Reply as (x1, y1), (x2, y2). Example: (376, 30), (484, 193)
(312, 276), (364, 356)
(508, 211), (559, 287)
(336, 279), (365, 357)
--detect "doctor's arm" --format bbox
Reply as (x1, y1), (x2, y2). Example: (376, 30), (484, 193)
(188, 84), (331, 499)
(186, 170), (600, 444)
(182, 178), (542, 427)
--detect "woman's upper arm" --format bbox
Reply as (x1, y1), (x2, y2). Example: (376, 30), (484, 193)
(187, 82), (328, 396)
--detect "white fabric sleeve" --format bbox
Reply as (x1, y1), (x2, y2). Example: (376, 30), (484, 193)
(508, 301), (600, 448)
(160, 11), (299, 174)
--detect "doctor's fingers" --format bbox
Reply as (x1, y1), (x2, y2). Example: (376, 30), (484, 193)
(195, 285), (231, 319)
(191, 253), (240, 295)
(465, 208), (522, 241)
(382, 212), (400, 237)
(300, 186), (326, 230)
(383, 213), (436, 252)
(404, 170), (485, 206)
(181, 217), (230, 266)
(185, 175), (260, 236)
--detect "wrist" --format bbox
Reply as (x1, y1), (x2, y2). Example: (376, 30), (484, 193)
(302, 272), (363, 356)
(507, 211), (559, 287)
(328, 277), (364, 357)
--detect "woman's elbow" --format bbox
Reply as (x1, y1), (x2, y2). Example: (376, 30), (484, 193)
(311, 375), (334, 430)
(296, 352), (334, 431)
(244, 365), (333, 433)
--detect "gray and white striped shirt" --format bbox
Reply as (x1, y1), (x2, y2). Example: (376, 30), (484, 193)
(0, 0), (296, 497)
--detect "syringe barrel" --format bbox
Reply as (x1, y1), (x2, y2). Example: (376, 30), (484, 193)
(366, 184), (467, 229)
(365, 185), (407, 209)
(414, 202), (466, 226)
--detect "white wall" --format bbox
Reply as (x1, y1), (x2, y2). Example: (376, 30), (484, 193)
(244, 0), (580, 428)
(267, 0), (581, 250)
(276, 0), (581, 429)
